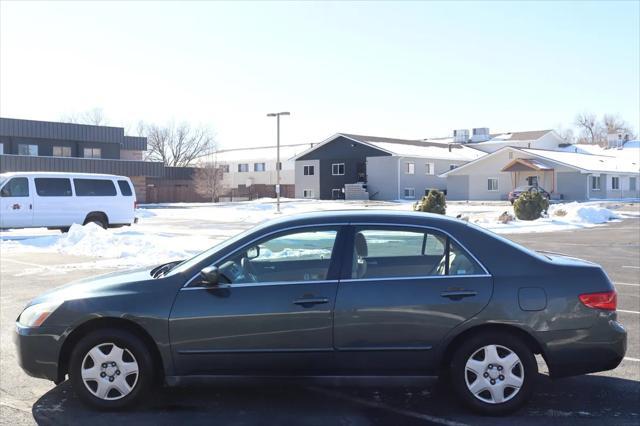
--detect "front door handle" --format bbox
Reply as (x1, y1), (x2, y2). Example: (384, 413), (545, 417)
(293, 297), (329, 307)
(440, 290), (478, 300)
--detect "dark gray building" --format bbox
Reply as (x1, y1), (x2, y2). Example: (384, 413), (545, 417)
(0, 117), (201, 203)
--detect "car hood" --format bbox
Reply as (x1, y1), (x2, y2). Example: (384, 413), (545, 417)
(29, 267), (156, 306)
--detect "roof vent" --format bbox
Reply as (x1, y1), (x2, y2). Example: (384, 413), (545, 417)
(470, 127), (491, 143)
(453, 129), (469, 143)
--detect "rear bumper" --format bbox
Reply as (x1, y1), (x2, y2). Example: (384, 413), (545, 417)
(14, 323), (65, 383)
(540, 319), (627, 378)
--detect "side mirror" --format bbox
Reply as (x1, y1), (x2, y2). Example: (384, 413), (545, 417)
(200, 266), (220, 287)
(246, 246), (260, 259)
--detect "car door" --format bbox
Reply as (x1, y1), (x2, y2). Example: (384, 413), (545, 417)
(169, 226), (346, 376)
(333, 225), (493, 374)
(0, 177), (33, 228)
(32, 177), (74, 227)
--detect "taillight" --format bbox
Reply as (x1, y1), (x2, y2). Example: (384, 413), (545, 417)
(579, 291), (617, 311)
(134, 200), (138, 209)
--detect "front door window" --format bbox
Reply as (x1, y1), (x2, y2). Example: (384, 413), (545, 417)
(216, 228), (339, 284)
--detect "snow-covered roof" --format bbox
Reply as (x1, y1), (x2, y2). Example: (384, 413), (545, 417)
(215, 144), (313, 163)
(365, 140), (485, 161)
(558, 141), (640, 159)
(523, 149), (639, 174)
(424, 130), (553, 145)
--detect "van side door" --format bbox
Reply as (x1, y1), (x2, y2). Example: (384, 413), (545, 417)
(32, 177), (74, 227)
(0, 177), (33, 228)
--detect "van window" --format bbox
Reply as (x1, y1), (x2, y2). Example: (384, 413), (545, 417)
(1, 177), (29, 197)
(74, 179), (117, 196)
(117, 180), (133, 196)
(35, 178), (72, 197)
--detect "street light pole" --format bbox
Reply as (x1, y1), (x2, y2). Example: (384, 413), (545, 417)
(267, 111), (290, 214)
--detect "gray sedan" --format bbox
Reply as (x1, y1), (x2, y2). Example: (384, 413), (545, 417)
(14, 211), (626, 415)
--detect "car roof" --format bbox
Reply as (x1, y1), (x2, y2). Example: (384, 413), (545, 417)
(0, 171), (127, 179)
(257, 209), (470, 230)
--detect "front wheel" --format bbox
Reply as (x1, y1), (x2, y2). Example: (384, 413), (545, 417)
(450, 331), (537, 415)
(69, 328), (154, 409)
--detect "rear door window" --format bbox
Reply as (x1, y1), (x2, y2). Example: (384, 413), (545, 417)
(74, 179), (117, 196)
(117, 180), (133, 196)
(34, 178), (72, 197)
(1, 177), (29, 197)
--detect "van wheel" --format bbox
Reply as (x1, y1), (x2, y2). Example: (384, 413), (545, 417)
(84, 214), (108, 229)
(59, 227), (70, 233)
(69, 328), (153, 410)
(450, 331), (536, 415)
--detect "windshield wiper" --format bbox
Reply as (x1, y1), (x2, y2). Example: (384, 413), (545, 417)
(151, 260), (184, 278)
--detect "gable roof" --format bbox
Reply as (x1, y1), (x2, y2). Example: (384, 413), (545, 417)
(441, 146), (639, 177)
(424, 129), (554, 145)
(293, 133), (485, 162)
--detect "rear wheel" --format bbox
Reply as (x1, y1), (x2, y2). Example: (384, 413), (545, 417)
(69, 328), (153, 409)
(84, 214), (108, 229)
(450, 331), (536, 415)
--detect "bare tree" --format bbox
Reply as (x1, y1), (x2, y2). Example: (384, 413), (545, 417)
(61, 108), (108, 126)
(144, 122), (216, 167)
(602, 114), (635, 137)
(193, 160), (227, 202)
(574, 112), (603, 145)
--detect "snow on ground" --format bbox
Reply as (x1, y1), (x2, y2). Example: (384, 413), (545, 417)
(0, 198), (637, 273)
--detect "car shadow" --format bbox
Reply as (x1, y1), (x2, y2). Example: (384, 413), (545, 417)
(32, 373), (640, 426)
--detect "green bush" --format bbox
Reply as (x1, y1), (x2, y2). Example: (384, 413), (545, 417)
(513, 190), (549, 220)
(413, 189), (446, 214)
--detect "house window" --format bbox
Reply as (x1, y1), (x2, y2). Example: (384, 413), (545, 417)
(487, 178), (498, 191)
(403, 188), (415, 199)
(303, 165), (315, 176)
(332, 189), (342, 199)
(425, 162), (435, 175)
(449, 164), (458, 170)
(254, 162), (266, 172)
(18, 144), (38, 156)
(332, 163), (345, 176)
(238, 163), (249, 172)
(611, 176), (620, 190)
(509, 152), (514, 159)
(83, 148), (101, 158)
(53, 146), (72, 157)
(405, 162), (415, 174)
(590, 176), (601, 191)
(630, 177), (637, 191)
(221, 164), (230, 173)
(303, 189), (314, 198)
(0, 143), (3, 154)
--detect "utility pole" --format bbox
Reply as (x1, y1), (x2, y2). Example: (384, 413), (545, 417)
(266, 111), (290, 213)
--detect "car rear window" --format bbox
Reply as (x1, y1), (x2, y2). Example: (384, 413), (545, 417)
(34, 178), (72, 197)
(117, 180), (133, 196)
(74, 179), (117, 196)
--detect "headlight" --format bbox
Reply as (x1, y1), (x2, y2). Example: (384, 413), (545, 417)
(18, 301), (62, 327)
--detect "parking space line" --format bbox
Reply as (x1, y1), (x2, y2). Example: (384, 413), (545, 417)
(0, 258), (47, 268)
(622, 266), (640, 269)
(624, 357), (640, 362)
(307, 386), (468, 426)
(615, 282), (640, 287)
(617, 309), (640, 314)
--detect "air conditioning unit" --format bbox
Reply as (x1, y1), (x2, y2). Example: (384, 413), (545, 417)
(470, 127), (491, 142)
(453, 129), (469, 143)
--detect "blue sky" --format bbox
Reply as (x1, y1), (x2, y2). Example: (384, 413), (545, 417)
(1, 1), (638, 149)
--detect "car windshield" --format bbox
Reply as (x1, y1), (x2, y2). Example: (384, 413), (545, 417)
(0, 175), (8, 188)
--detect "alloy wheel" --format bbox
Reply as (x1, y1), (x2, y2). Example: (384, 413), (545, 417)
(80, 342), (139, 400)
(464, 344), (524, 404)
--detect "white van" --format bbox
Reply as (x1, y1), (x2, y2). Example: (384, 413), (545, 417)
(0, 172), (137, 232)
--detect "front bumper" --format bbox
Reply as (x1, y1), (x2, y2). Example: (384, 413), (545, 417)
(540, 319), (627, 378)
(14, 323), (65, 382)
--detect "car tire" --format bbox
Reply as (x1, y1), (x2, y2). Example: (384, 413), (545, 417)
(84, 215), (108, 229)
(69, 328), (154, 410)
(450, 331), (537, 416)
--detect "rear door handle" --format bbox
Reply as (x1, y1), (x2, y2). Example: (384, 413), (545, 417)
(293, 297), (329, 307)
(440, 291), (478, 300)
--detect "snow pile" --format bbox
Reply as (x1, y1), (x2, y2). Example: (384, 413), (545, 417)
(549, 202), (621, 224)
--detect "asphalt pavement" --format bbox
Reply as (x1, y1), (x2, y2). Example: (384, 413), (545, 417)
(1, 216), (638, 426)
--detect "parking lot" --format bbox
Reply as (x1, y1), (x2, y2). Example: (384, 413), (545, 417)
(1, 215), (638, 426)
